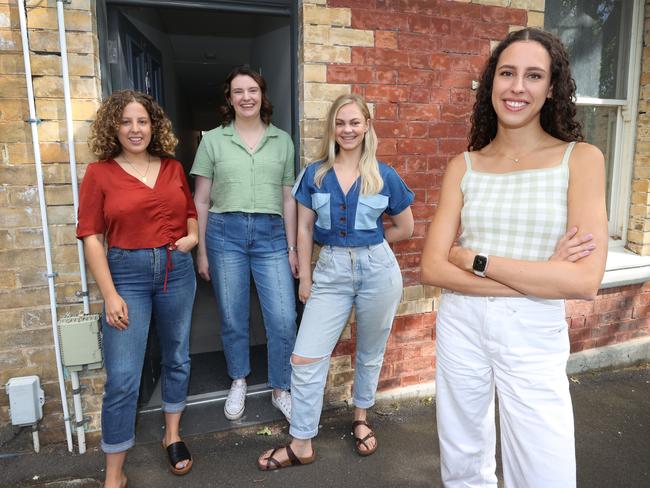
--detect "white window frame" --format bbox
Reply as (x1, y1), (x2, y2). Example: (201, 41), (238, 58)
(572, 0), (644, 247)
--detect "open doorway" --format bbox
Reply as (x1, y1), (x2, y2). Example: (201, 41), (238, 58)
(98, 0), (297, 409)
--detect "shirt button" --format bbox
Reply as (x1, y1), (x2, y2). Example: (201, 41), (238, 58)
(340, 204), (346, 210)
(340, 216), (346, 222)
(339, 231), (346, 237)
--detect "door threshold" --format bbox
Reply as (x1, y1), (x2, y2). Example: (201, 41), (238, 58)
(139, 383), (271, 414)
(135, 387), (285, 444)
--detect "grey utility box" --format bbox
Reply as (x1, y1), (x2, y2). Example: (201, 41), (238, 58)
(58, 313), (103, 371)
(6, 376), (44, 426)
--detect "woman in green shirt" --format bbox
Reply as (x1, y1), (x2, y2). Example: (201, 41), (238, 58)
(191, 66), (297, 422)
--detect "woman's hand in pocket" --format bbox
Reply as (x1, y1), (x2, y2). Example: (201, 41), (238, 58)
(174, 234), (199, 253)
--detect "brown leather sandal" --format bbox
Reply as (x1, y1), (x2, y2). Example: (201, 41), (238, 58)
(258, 444), (316, 471)
(352, 420), (377, 456)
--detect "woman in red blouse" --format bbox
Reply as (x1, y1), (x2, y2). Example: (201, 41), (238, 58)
(77, 90), (198, 487)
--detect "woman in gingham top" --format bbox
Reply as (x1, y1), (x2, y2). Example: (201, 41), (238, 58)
(421, 29), (607, 488)
(257, 94), (414, 470)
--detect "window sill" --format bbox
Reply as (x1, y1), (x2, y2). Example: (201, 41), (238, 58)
(601, 243), (650, 288)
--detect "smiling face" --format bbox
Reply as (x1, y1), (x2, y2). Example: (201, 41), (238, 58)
(229, 74), (262, 121)
(117, 101), (152, 156)
(491, 40), (553, 130)
(334, 102), (369, 153)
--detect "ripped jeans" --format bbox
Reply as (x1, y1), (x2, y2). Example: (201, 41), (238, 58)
(289, 241), (402, 440)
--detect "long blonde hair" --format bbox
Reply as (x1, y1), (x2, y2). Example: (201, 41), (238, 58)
(313, 94), (383, 196)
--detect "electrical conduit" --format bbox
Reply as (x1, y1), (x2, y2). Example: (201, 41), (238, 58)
(17, 0), (74, 452)
(56, 0), (89, 455)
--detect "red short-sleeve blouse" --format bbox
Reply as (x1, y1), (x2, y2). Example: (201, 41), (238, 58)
(76, 158), (198, 249)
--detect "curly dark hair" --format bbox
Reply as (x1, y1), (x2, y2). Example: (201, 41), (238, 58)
(220, 66), (273, 127)
(468, 28), (583, 151)
(88, 90), (177, 160)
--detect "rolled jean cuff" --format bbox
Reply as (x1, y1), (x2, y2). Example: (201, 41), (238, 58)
(101, 436), (135, 454)
(289, 425), (319, 440)
(162, 399), (186, 414)
(352, 398), (375, 409)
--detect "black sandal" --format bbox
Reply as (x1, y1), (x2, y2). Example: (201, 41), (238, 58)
(352, 420), (377, 456)
(162, 440), (193, 475)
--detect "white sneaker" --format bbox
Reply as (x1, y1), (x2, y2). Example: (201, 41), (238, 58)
(224, 379), (246, 420)
(271, 390), (292, 422)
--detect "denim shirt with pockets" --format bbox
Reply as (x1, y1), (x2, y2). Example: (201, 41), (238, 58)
(292, 161), (414, 247)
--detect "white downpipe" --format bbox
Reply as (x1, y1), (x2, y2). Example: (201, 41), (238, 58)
(17, 0), (74, 453)
(56, 0), (88, 455)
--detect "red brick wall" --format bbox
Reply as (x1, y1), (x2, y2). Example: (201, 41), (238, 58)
(322, 1), (649, 394)
(568, 284), (650, 353)
(327, 0), (527, 287)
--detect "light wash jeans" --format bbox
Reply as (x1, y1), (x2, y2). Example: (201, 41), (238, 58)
(290, 240), (403, 440)
(436, 292), (575, 488)
(205, 212), (296, 390)
(101, 246), (196, 454)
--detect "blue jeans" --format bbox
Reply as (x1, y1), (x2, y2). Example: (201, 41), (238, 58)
(205, 212), (297, 390)
(290, 240), (403, 439)
(100, 246), (196, 454)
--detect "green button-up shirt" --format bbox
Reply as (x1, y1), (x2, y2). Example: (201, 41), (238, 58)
(190, 123), (295, 216)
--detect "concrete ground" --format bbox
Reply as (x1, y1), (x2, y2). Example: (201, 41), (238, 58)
(0, 365), (648, 488)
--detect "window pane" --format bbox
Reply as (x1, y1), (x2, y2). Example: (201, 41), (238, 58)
(545, 0), (633, 99)
(575, 105), (617, 220)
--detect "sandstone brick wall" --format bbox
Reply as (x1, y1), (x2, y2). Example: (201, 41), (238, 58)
(628, 0), (650, 255)
(0, 0), (104, 444)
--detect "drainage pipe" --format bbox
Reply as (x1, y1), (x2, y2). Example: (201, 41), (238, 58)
(17, 0), (74, 452)
(56, 0), (89, 455)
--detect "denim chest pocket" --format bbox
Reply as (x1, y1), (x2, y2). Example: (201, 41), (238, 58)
(355, 194), (388, 230)
(311, 193), (331, 230)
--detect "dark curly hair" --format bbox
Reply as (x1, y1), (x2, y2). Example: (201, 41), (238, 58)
(88, 90), (177, 160)
(468, 28), (583, 151)
(220, 66), (273, 127)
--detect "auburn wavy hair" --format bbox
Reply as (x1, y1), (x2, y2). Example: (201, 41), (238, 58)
(468, 28), (583, 151)
(88, 90), (177, 160)
(220, 66), (273, 126)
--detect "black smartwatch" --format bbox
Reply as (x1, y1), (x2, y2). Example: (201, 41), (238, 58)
(472, 253), (489, 277)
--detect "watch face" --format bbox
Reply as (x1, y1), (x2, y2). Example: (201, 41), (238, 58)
(473, 254), (488, 272)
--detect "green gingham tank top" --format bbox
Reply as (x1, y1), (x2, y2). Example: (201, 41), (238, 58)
(459, 142), (575, 262)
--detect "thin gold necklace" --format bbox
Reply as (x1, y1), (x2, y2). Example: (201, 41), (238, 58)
(122, 153), (151, 183)
(499, 143), (548, 164)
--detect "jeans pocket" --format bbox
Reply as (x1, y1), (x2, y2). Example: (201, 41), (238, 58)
(314, 246), (334, 269)
(270, 215), (287, 242)
(368, 242), (395, 268)
(355, 194), (388, 230)
(206, 212), (225, 244)
(107, 247), (127, 264)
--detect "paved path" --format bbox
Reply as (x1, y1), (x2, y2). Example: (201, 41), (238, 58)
(1, 365), (648, 487)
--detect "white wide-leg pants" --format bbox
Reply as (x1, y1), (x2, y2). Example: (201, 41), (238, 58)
(436, 292), (576, 488)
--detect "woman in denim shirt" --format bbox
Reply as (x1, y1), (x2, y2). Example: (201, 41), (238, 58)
(258, 94), (414, 470)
